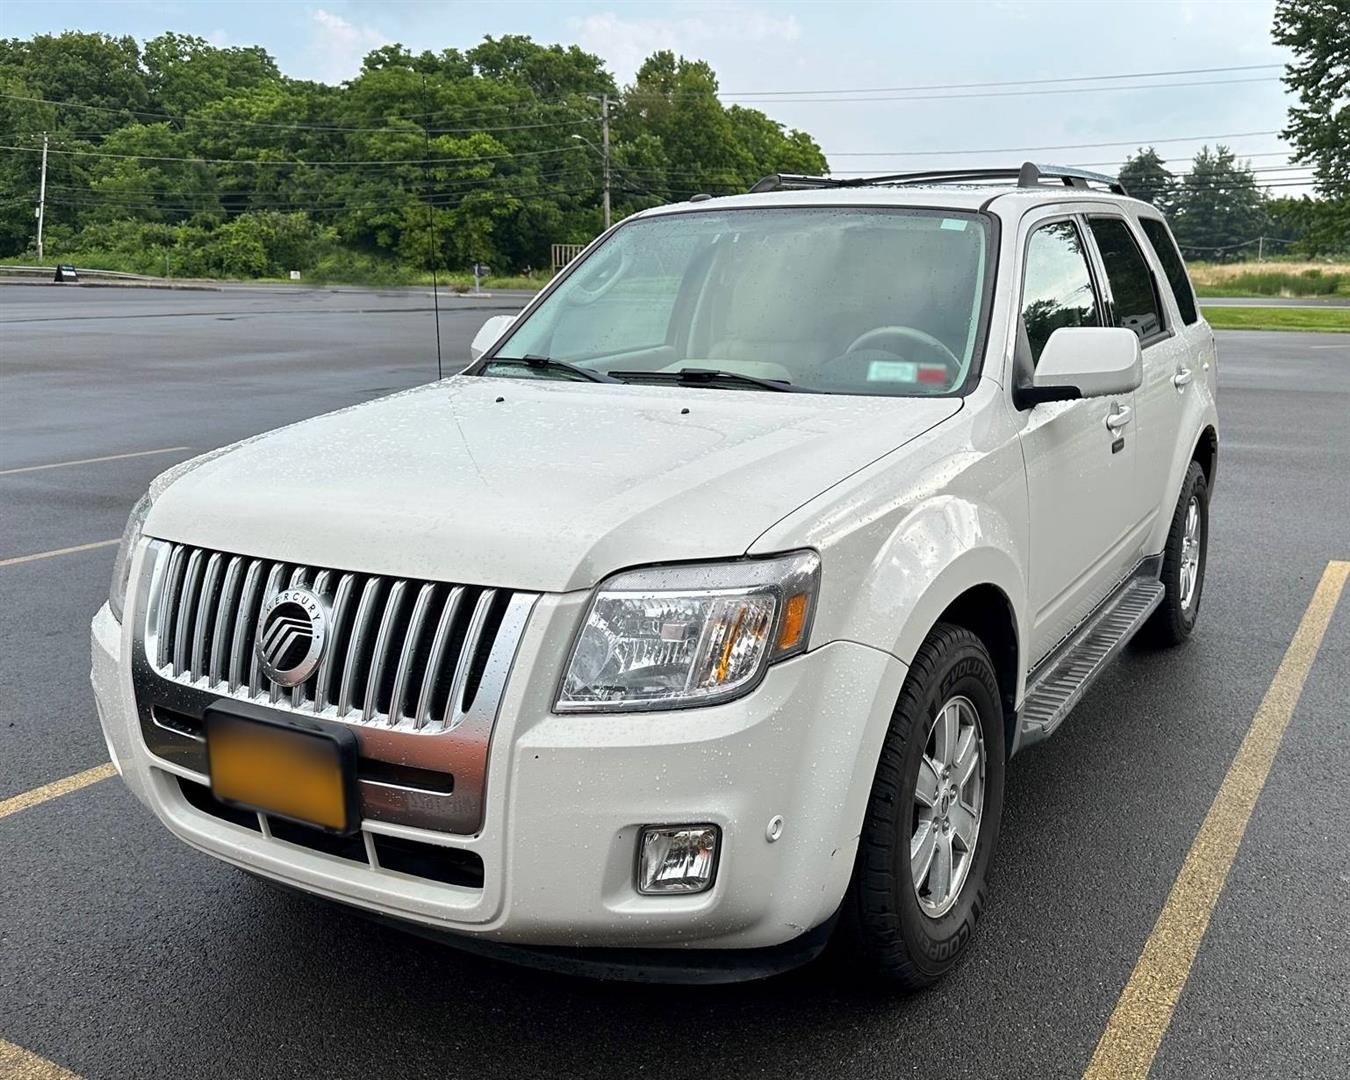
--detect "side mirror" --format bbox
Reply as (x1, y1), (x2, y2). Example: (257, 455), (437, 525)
(469, 314), (516, 362)
(1016, 326), (1142, 408)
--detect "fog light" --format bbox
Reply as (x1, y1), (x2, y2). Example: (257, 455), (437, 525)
(637, 825), (720, 895)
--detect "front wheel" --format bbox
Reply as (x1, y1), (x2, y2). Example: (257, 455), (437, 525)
(837, 623), (1006, 989)
(1146, 460), (1209, 646)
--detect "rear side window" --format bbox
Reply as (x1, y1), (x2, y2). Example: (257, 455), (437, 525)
(1087, 217), (1164, 342)
(1021, 220), (1100, 365)
(1139, 217), (1199, 325)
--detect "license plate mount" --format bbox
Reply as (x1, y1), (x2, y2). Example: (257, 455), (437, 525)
(205, 705), (360, 836)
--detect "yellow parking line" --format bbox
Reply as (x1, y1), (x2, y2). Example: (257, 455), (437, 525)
(0, 445), (189, 476)
(0, 1039), (85, 1079)
(0, 539), (119, 567)
(0, 763), (116, 821)
(1084, 560), (1350, 1080)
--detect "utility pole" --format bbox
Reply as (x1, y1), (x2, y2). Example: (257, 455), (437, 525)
(36, 131), (48, 262)
(600, 93), (611, 231)
(1257, 235), (1264, 261)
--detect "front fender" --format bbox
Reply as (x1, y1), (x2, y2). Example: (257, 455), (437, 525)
(875, 506), (1026, 676)
(751, 388), (1030, 700)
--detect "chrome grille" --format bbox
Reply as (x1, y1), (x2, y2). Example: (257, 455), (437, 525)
(145, 541), (533, 733)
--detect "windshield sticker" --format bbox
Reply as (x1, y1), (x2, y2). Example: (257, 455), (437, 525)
(867, 360), (918, 382)
(941, 218), (969, 231)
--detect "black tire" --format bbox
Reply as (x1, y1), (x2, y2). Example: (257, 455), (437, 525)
(837, 623), (1006, 989)
(1145, 460), (1209, 647)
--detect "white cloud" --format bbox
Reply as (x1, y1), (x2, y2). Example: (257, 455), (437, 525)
(570, 8), (801, 85)
(306, 8), (390, 84)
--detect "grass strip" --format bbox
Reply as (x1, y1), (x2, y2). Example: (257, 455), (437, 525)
(1203, 305), (1350, 333)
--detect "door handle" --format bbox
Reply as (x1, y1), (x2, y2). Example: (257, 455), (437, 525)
(1173, 367), (1193, 389)
(1105, 405), (1133, 432)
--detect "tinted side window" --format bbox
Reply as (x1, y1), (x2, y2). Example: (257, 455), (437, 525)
(1021, 220), (1100, 365)
(1139, 217), (1199, 324)
(1088, 217), (1163, 341)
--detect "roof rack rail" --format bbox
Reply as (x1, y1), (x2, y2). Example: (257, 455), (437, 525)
(1018, 162), (1128, 195)
(748, 173), (851, 193)
(748, 162), (1128, 196)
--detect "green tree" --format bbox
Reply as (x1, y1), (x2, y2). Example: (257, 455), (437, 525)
(0, 29), (834, 274)
(466, 35), (613, 99)
(1118, 147), (1177, 213)
(1171, 146), (1268, 258)
(1272, 1), (1350, 253)
(615, 51), (826, 204)
(86, 123), (221, 223)
(5, 31), (148, 134)
(1273, 0), (1350, 197)
(143, 33), (279, 116)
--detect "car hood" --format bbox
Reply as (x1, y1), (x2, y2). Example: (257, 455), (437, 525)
(147, 376), (961, 593)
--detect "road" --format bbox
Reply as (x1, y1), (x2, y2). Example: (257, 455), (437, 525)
(1199, 296), (1350, 308)
(2, 285), (1347, 1079)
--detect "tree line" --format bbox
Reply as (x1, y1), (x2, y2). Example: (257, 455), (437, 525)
(0, 32), (827, 280)
(1122, 2), (1348, 261)
(1120, 144), (1347, 259)
(0, 2), (1344, 281)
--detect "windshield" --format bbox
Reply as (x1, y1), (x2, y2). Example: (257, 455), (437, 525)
(487, 207), (992, 396)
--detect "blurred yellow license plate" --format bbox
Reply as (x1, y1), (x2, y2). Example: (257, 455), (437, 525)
(205, 710), (357, 834)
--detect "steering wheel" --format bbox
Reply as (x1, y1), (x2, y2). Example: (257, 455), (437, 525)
(844, 325), (961, 371)
(567, 246), (631, 306)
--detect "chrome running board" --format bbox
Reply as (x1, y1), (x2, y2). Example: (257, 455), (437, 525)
(1019, 568), (1164, 748)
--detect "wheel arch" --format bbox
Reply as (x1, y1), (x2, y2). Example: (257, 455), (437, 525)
(1192, 424), (1218, 491)
(931, 584), (1020, 758)
(883, 540), (1028, 756)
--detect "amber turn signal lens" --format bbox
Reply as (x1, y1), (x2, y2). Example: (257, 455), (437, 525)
(777, 592), (809, 651)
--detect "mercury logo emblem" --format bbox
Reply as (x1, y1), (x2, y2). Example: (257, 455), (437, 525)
(255, 587), (327, 687)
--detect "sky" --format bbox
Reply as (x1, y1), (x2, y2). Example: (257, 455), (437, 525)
(0, 0), (1307, 190)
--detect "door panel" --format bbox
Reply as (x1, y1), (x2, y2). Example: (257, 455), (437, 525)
(1014, 215), (1142, 663)
(1085, 214), (1183, 544)
(1135, 215), (1213, 552)
(1021, 395), (1139, 660)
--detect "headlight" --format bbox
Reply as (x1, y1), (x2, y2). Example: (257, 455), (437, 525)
(108, 492), (152, 623)
(556, 551), (820, 713)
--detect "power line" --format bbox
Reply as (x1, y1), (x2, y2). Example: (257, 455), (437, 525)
(1177, 235), (1301, 254)
(9, 129), (1279, 172)
(37, 170), (1316, 216)
(3, 63), (1286, 138)
(709, 76), (1281, 105)
(0, 92), (600, 135)
(0, 142), (586, 168)
(716, 63), (1285, 97)
(42, 167), (591, 200)
(825, 130), (1285, 157)
(40, 184), (602, 215)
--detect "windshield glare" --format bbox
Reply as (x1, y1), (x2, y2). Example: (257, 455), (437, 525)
(491, 207), (991, 396)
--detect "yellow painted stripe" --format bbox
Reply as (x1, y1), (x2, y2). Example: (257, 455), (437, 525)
(0, 539), (119, 567)
(0, 1040), (85, 1079)
(1084, 560), (1350, 1080)
(0, 763), (116, 821)
(0, 445), (189, 476)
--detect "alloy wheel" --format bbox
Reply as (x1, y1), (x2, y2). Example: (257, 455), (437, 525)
(911, 694), (985, 918)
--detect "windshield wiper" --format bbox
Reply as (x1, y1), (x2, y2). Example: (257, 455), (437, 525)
(606, 367), (805, 392)
(482, 355), (619, 383)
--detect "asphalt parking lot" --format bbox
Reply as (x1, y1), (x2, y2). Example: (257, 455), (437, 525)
(2, 284), (1347, 1079)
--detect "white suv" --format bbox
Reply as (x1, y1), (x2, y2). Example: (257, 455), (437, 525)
(92, 164), (1218, 986)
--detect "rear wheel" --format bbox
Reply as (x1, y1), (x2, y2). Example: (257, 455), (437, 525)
(1146, 460), (1209, 646)
(838, 623), (1006, 989)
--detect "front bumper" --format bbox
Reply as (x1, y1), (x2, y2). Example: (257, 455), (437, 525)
(92, 584), (907, 958)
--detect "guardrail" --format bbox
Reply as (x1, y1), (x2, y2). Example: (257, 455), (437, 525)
(0, 264), (165, 281)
